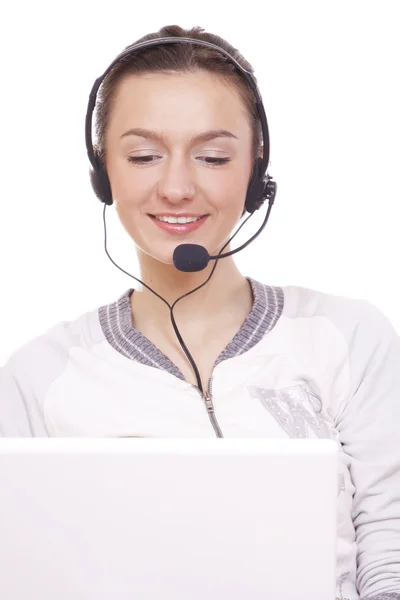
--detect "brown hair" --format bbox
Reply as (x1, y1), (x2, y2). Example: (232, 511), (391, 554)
(94, 24), (263, 166)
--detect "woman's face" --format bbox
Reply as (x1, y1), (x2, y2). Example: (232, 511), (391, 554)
(105, 70), (255, 264)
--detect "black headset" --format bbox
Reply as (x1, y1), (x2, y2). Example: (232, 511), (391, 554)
(85, 36), (276, 215)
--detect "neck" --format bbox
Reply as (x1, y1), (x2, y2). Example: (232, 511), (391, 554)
(130, 248), (252, 337)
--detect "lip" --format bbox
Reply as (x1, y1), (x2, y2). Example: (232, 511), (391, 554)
(149, 214), (208, 235)
(149, 213), (207, 218)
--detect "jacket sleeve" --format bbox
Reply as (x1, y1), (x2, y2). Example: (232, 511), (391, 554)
(0, 357), (47, 437)
(335, 301), (400, 600)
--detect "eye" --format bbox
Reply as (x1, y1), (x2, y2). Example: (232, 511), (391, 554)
(127, 156), (158, 164)
(127, 156), (231, 167)
(201, 157), (231, 166)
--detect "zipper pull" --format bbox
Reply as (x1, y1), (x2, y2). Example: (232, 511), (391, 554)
(201, 387), (224, 438)
(203, 392), (214, 413)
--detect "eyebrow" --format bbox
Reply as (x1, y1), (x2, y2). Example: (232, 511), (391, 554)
(120, 127), (239, 143)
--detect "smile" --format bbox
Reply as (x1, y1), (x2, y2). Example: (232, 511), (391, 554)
(153, 215), (203, 224)
(148, 214), (208, 235)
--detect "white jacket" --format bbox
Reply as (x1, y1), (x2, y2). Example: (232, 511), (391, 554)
(1, 276), (400, 600)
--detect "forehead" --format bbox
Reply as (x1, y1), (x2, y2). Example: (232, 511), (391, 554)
(107, 71), (249, 131)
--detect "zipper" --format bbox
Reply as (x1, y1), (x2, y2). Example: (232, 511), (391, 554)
(191, 375), (224, 438)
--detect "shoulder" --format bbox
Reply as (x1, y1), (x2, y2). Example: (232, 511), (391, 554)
(3, 301), (106, 386)
(0, 297), (117, 436)
(278, 283), (400, 397)
(280, 282), (397, 339)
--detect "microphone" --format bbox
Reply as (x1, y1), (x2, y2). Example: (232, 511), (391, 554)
(173, 244), (211, 272)
(173, 183), (277, 272)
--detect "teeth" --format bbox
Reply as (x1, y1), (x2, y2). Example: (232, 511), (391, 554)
(154, 215), (202, 224)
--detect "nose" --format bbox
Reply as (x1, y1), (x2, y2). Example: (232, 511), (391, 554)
(157, 154), (196, 204)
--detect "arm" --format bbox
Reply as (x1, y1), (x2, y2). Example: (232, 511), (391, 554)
(335, 301), (400, 599)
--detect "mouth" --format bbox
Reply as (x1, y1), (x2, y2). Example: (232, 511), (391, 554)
(148, 214), (209, 235)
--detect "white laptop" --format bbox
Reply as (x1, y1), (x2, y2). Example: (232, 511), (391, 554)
(0, 438), (338, 600)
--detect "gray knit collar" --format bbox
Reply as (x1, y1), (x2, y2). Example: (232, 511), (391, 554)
(98, 277), (284, 381)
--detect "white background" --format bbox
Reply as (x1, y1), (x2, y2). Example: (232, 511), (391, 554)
(1, 1), (399, 364)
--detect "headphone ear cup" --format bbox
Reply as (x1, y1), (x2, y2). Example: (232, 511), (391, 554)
(245, 158), (266, 214)
(89, 155), (113, 205)
(245, 158), (277, 214)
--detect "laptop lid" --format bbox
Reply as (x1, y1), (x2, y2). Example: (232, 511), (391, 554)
(0, 438), (338, 600)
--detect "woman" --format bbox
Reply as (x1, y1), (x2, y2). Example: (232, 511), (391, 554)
(1, 24), (399, 600)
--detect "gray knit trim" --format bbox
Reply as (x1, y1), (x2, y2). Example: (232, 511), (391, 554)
(98, 276), (284, 381)
(362, 594), (400, 600)
(215, 279), (283, 365)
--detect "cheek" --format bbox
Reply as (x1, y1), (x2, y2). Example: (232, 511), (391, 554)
(210, 171), (249, 213)
(109, 159), (150, 205)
